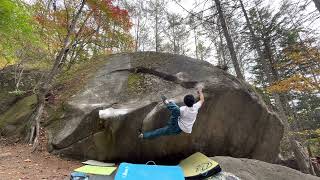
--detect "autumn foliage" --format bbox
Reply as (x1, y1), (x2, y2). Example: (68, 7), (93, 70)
(32, 0), (133, 56)
(87, 0), (131, 30)
(267, 42), (320, 93)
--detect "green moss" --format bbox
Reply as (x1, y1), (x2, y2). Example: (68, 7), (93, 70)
(0, 95), (37, 128)
(128, 73), (143, 88)
(308, 138), (320, 156)
(0, 88), (10, 100)
(127, 73), (144, 93)
(132, 52), (172, 69)
(0, 86), (16, 106)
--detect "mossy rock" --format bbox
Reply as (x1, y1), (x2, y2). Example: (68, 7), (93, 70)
(132, 52), (173, 69)
(0, 93), (19, 115)
(44, 104), (66, 135)
(0, 66), (43, 116)
(0, 95), (37, 136)
(127, 73), (145, 95)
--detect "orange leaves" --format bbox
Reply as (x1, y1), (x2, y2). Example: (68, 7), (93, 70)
(269, 41), (320, 93)
(86, 0), (132, 31)
(33, 10), (68, 30)
(53, 11), (68, 28)
(31, 0), (133, 57)
(267, 74), (318, 93)
(34, 15), (45, 26)
(85, 0), (133, 51)
(283, 43), (320, 65)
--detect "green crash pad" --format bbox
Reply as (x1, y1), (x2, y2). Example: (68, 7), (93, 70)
(74, 165), (117, 176)
(179, 152), (222, 179)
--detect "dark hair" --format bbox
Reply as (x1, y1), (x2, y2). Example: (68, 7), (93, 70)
(184, 94), (195, 107)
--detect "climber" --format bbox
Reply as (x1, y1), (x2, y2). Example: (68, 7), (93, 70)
(138, 86), (205, 139)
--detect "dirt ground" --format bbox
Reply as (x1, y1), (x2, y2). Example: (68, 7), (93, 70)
(0, 139), (81, 180)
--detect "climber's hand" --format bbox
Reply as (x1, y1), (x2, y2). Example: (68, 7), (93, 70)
(197, 86), (203, 94)
(197, 86), (204, 104)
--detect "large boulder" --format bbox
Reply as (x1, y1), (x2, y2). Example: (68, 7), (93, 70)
(0, 95), (37, 136)
(212, 156), (320, 180)
(49, 52), (283, 163)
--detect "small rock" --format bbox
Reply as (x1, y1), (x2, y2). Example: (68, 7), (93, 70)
(0, 152), (12, 158)
(24, 159), (31, 162)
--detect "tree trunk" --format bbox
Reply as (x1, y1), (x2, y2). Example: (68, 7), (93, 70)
(93, 25), (101, 56)
(212, 34), (222, 65)
(28, 0), (86, 151)
(291, 138), (316, 175)
(307, 144), (313, 158)
(194, 28), (198, 59)
(155, 0), (159, 52)
(239, 0), (270, 83)
(15, 66), (25, 91)
(14, 58), (26, 92)
(217, 22), (227, 66)
(313, 0), (320, 13)
(29, 102), (44, 151)
(214, 0), (244, 80)
(135, 18), (140, 52)
(172, 17), (177, 54)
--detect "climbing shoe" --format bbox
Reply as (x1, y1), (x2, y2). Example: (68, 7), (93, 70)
(138, 133), (144, 139)
(161, 95), (169, 104)
(138, 129), (143, 139)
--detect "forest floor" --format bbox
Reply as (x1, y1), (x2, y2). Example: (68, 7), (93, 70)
(0, 138), (81, 180)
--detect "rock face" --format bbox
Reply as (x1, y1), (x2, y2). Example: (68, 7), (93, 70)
(0, 95), (37, 136)
(212, 156), (320, 180)
(0, 67), (42, 137)
(49, 52), (284, 163)
(0, 67), (42, 115)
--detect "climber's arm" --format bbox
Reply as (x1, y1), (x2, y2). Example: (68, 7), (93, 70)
(197, 87), (204, 105)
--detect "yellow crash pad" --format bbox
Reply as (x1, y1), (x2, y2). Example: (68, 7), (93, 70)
(179, 152), (220, 178)
(74, 165), (117, 176)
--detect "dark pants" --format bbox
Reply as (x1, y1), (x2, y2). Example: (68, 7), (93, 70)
(143, 102), (182, 139)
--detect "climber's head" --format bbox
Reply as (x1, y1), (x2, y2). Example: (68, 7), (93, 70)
(184, 94), (195, 107)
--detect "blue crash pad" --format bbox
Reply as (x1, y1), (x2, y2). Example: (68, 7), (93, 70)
(115, 162), (184, 180)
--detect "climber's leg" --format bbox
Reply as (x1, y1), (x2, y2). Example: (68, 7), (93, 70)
(165, 102), (180, 128)
(141, 101), (181, 139)
(143, 125), (181, 139)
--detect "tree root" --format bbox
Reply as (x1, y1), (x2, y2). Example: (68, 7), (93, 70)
(28, 103), (44, 152)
